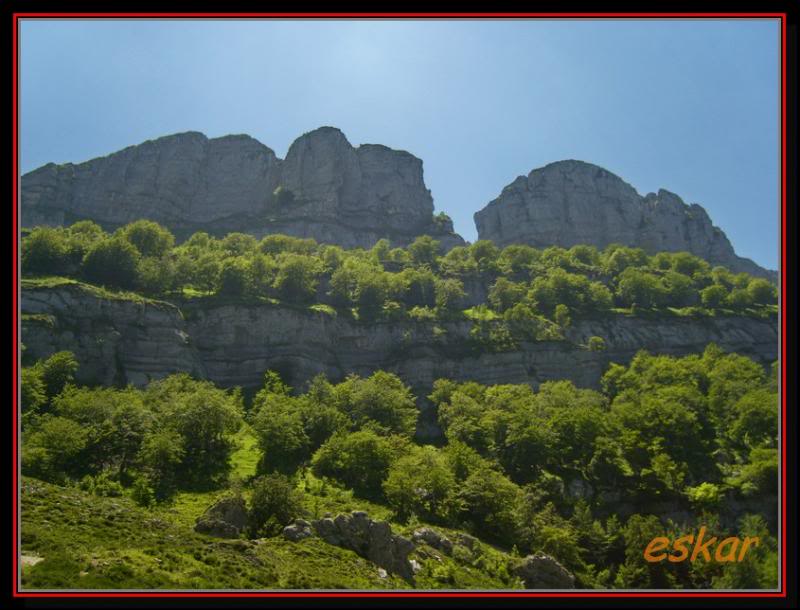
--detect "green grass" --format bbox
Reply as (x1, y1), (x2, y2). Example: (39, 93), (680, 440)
(21, 276), (170, 307)
(309, 303), (337, 317)
(230, 425), (260, 480)
(20, 477), (409, 590)
(20, 313), (57, 328)
(462, 306), (501, 321)
(20, 476), (521, 590)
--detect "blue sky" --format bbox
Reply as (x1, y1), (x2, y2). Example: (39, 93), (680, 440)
(20, 18), (780, 269)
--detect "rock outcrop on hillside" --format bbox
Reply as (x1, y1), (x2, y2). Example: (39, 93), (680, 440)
(474, 160), (775, 279)
(309, 512), (417, 581)
(513, 553), (575, 589)
(21, 127), (464, 250)
(21, 283), (778, 440)
(194, 496), (249, 539)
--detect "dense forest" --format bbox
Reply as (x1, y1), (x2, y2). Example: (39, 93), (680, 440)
(19, 221), (779, 589)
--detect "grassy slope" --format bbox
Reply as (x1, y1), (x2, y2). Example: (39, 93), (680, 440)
(20, 477), (410, 590)
(20, 429), (520, 591)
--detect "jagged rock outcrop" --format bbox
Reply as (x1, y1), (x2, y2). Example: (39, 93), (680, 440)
(21, 127), (464, 250)
(310, 512), (416, 581)
(282, 519), (315, 542)
(194, 496), (248, 539)
(474, 160), (775, 279)
(513, 553), (575, 589)
(412, 528), (454, 555)
(21, 283), (778, 440)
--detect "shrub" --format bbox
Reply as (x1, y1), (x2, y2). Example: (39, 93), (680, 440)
(130, 475), (156, 507)
(587, 336), (606, 351)
(554, 304), (571, 327)
(272, 186), (296, 207)
(248, 474), (304, 537)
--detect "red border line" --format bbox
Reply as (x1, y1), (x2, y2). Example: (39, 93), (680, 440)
(12, 12), (788, 600)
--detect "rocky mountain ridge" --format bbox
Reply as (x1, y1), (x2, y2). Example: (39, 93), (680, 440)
(21, 127), (464, 250)
(22, 129), (775, 278)
(474, 160), (775, 279)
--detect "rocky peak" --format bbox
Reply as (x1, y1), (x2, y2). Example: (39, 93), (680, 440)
(21, 127), (463, 250)
(475, 160), (775, 279)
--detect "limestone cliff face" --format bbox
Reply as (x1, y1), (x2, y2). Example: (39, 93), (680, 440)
(21, 127), (464, 250)
(21, 284), (778, 439)
(474, 160), (775, 279)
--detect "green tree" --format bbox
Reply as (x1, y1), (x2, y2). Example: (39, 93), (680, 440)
(456, 465), (521, 544)
(65, 221), (106, 263)
(726, 288), (754, 311)
(22, 416), (88, 482)
(251, 406), (311, 475)
(488, 278), (527, 313)
(136, 256), (175, 295)
(616, 268), (665, 309)
(332, 372), (418, 437)
(383, 445), (457, 522)
(137, 429), (185, 499)
(217, 257), (252, 297)
(354, 269), (391, 321)
(670, 252), (708, 277)
(259, 234), (317, 256)
(469, 240), (501, 274)
(408, 235), (441, 268)
(434, 277), (465, 313)
(747, 278), (778, 305)
(272, 253), (321, 303)
(660, 271), (696, 307)
(53, 385), (152, 478)
(21, 227), (71, 275)
(82, 237), (141, 289)
(220, 233), (258, 256)
(39, 351), (78, 400)
(21, 366), (47, 418)
(145, 375), (244, 487)
(120, 220), (175, 258)
(701, 284), (728, 309)
(311, 429), (406, 499)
